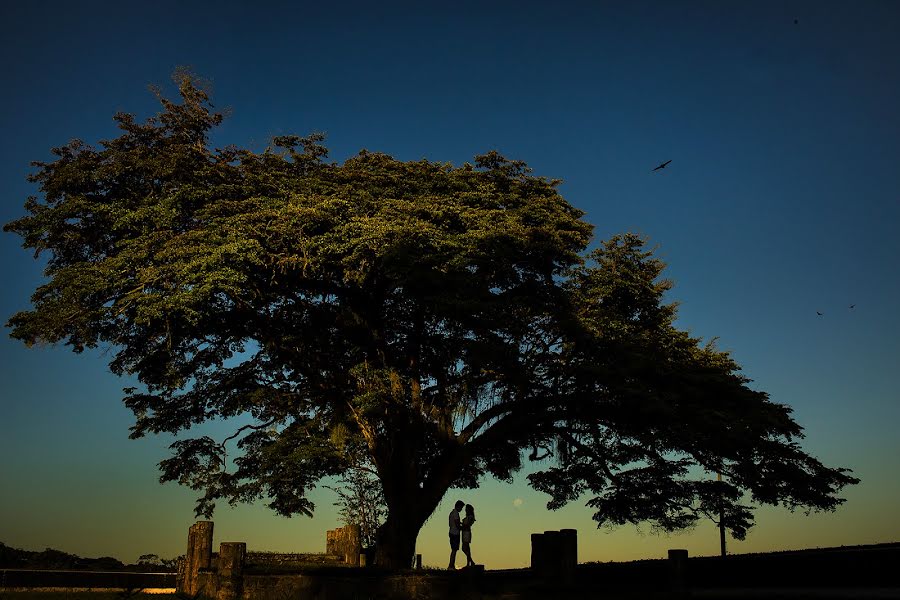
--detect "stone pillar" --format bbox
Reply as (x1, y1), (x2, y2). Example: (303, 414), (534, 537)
(326, 524), (363, 566)
(530, 533), (545, 574)
(544, 530), (563, 578)
(559, 529), (577, 585)
(182, 521), (214, 596)
(531, 530), (577, 584)
(175, 556), (186, 594)
(326, 529), (338, 556)
(668, 549), (689, 598)
(216, 542), (246, 600)
(344, 524), (362, 566)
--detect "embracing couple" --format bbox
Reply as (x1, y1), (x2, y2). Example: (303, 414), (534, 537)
(447, 500), (477, 569)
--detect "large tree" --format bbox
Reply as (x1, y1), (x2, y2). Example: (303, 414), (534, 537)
(5, 74), (857, 568)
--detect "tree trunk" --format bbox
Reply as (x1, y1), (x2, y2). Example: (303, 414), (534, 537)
(718, 510), (727, 557)
(370, 419), (466, 569)
(372, 454), (462, 568)
(374, 510), (426, 569)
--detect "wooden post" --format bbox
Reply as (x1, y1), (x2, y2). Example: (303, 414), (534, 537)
(415, 554), (422, 570)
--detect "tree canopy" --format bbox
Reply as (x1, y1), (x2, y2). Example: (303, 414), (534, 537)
(5, 73), (858, 567)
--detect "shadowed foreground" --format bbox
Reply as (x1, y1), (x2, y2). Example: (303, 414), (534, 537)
(177, 531), (900, 600)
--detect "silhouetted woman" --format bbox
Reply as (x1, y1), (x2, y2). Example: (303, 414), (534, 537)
(460, 503), (477, 567)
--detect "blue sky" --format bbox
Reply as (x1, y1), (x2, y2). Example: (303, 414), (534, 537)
(1, 0), (899, 568)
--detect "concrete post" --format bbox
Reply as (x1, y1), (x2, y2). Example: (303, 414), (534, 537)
(183, 521), (214, 596)
(216, 542), (246, 600)
(668, 549), (689, 598)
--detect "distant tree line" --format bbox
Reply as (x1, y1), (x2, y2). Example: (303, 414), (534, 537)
(0, 542), (177, 572)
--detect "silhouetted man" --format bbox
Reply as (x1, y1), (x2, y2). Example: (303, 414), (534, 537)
(448, 499), (464, 569)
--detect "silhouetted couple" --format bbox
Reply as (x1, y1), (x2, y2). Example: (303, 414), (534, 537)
(448, 500), (477, 570)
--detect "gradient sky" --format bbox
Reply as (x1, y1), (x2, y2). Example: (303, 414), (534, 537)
(2, 0), (899, 570)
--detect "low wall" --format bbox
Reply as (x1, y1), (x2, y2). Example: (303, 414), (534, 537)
(199, 568), (576, 600)
(242, 571), (489, 600)
(245, 553), (342, 570)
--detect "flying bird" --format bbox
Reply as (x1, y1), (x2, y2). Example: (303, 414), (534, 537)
(652, 159), (672, 172)
(849, 304), (855, 309)
(816, 311), (823, 316)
